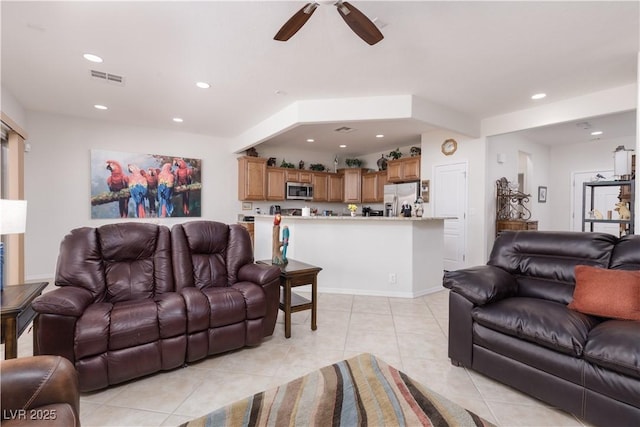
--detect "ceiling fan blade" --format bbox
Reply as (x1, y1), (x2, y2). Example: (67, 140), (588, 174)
(336, 1), (383, 45)
(274, 3), (318, 41)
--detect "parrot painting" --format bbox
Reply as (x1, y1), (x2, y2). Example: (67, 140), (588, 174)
(173, 158), (193, 215)
(157, 162), (175, 217)
(106, 160), (130, 218)
(127, 164), (148, 218)
(142, 168), (160, 216)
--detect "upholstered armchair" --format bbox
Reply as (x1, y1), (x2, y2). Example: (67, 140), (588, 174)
(1, 355), (80, 427)
(32, 223), (187, 392)
(171, 221), (281, 363)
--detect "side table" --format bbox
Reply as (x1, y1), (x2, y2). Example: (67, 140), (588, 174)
(257, 259), (322, 338)
(1, 282), (48, 359)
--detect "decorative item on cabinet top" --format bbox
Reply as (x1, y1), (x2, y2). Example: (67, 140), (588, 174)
(345, 158), (363, 168)
(388, 148), (402, 160)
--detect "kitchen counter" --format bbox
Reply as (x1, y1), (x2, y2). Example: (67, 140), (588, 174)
(253, 214), (448, 298)
(253, 214), (451, 221)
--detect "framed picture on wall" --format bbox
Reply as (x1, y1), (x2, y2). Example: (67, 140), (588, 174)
(90, 149), (202, 219)
(538, 186), (547, 203)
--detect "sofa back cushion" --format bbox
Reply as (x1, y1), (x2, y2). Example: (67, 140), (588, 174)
(171, 221), (253, 291)
(488, 231), (616, 304)
(609, 234), (640, 270)
(98, 223), (173, 302)
(55, 227), (107, 301)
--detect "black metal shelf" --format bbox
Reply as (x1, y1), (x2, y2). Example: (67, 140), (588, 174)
(582, 179), (634, 235)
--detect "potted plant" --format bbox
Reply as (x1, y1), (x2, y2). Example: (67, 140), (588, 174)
(347, 204), (358, 217)
(345, 158), (363, 168)
(389, 148), (402, 160)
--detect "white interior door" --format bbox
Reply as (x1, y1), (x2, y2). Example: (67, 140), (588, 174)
(572, 170), (619, 235)
(434, 162), (468, 271)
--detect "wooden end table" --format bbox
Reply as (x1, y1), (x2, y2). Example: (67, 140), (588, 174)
(1, 282), (48, 359)
(257, 259), (322, 338)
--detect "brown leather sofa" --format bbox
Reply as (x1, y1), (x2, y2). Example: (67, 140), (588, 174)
(444, 231), (640, 426)
(1, 355), (80, 427)
(32, 221), (280, 392)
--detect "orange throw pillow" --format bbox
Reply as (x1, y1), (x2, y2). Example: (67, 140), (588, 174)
(568, 265), (640, 321)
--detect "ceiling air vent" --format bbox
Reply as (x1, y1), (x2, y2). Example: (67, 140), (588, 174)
(90, 70), (125, 86)
(334, 126), (356, 133)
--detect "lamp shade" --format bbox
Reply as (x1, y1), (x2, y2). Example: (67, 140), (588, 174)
(0, 200), (27, 235)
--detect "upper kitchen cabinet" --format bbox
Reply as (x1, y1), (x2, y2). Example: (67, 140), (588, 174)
(387, 156), (421, 183)
(328, 173), (344, 202)
(266, 168), (286, 200)
(341, 168), (367, 203)
(238, 156), (266, 201)
(286, 169), (313, 184)
(362, 171), (388, 203)
(312, 172), (328, 202)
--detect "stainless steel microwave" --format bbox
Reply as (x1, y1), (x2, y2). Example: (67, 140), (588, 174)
(286, 182), (313, 200)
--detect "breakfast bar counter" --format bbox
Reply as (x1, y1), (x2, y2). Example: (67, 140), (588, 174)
(253, 215), (448, 298)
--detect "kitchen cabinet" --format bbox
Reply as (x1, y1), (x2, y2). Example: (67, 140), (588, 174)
(312, 172), (328, 202)
(266, 168), (286, 201)
(328, 174), (344, 202)
(285, 169), (313, 184)
(238, 156), (266, 201)
(387, 156), (421, 183)
(341, 168), (367, 203)
(362, 171), (387, 203)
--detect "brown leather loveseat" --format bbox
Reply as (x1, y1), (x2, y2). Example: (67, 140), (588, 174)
(444, 231), (639, 426)
(32, 221), (280, 392)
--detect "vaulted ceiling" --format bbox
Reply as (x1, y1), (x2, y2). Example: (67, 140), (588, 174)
(2, 1), (638, 154)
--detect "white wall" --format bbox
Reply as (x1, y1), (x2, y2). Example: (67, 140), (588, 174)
(24, 111), (237, 280)
(549, 136), (635, 231)
(1, 86), (28, 130)
(487, 132), (552, 234)
(421, 129), (488, 266)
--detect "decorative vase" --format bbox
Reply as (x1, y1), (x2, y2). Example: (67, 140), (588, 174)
(351, 212), (356, 217)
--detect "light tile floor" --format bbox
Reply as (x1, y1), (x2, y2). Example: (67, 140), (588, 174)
(3, 289), (592, 427)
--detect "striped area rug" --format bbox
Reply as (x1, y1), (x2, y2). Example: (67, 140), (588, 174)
(182, 353), (494, 427)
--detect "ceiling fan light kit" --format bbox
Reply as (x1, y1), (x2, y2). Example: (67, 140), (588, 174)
(274, 1), (383, 45)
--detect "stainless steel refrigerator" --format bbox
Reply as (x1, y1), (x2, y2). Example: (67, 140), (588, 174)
(383, 182), (420, 217)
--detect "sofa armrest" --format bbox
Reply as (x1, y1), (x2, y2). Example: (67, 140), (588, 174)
(32, 287), (94, 317)
(238, 263), (281, 286)
(1, 355), (80, 426)
(443, 265), (517, 306)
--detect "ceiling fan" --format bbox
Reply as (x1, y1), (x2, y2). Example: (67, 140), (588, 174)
(274, 1), (384, 46)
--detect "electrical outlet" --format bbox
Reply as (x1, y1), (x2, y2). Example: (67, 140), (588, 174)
(388, 273), (397, 284)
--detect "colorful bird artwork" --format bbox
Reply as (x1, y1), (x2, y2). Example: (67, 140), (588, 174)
(157, 162), (175, 217)
(142, 168), (160, 216)
(127, 164), (148, 218)
(106, 160), (130, 218)
(173, 158), (193, 215)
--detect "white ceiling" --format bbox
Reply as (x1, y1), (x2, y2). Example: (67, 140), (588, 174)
(2, 1), (638, 155)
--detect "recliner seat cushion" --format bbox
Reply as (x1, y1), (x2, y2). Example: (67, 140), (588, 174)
(472, 297), (600, 357)
(584, 320), (640, 380)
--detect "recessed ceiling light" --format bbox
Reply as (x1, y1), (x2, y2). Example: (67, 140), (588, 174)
(93, 104), (108, 110)
(531, 93), (546, 100)
(339, 144), (347, 148)
(591, 130), (603, 136)
(376, 134), (384, 138)
(196, 82), (210, 89)
(306, 139), (314, 143)
(173, 117), (184, 123)
(83, 53), (103, 63)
